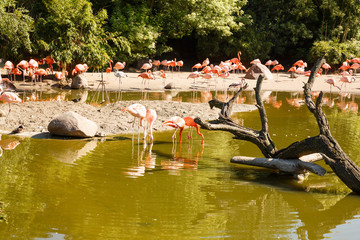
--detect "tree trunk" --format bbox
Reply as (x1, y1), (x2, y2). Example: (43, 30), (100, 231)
(195, 58), (360, 193)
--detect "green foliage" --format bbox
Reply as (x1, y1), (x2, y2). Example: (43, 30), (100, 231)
(310, 39), (360, 65)
(1, 0), (360, 67)
(110, 1), (159, 62)
(0, 0), (33, 59)
(35, 0), (120, 71)
(240, 0), (318, 60)
(319, 0), (360, 42)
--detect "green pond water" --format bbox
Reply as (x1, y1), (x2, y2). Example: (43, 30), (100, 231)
(0, 91), (360, 239)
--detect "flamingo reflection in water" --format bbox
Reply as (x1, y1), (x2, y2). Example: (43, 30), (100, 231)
(0, 135), (21, 157)
(124, 142), (157, 178)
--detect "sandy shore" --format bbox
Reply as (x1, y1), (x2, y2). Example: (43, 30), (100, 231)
(76, 71), (360, 94)
(1, 70), (359, 138)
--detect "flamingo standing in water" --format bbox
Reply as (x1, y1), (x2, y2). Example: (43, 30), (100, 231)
(144, 109), (157, 142)
(0, 85), (23, 120)
(183, 116), (204, 144)
(162, 116), (186, 143)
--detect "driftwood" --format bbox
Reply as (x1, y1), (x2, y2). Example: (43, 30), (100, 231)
(195, 58), (360, 193)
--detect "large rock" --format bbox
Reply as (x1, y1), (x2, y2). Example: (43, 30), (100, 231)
(71, 73), (88, 89)
(245, 63), (274, 81)
(48, 111), (98, 138)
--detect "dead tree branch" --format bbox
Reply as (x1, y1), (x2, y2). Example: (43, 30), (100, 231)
(195, 58), (360, 193)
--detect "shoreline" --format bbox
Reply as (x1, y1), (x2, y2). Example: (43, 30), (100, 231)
(1, 70), (359, 139)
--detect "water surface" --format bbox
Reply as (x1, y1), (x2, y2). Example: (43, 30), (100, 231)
(0, 91), (360, 239)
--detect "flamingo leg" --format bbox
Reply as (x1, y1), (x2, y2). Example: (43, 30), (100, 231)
(5, 103), (11, 121)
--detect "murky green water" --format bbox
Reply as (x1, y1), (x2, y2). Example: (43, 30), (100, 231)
(1, 91), (360, 239)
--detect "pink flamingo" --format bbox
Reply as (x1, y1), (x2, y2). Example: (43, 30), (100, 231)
(122, 103), (147, 133)
(162, 116), (186, 143)
(144, 109), (157, 142)
(202, 58), (210, 67)
(339, 76), (355, 92)
(159, 70), (168, 86)
(140, 60), (152, 72)
(322, 63), (331, 74)
(183, 116), (204, 144)
(138, 70), (154, 89)
(3, 61), (14, 81)
(325, 78), (341, 93)
(106, 60), (113, 74)
(113, 61), (126, 70)
(187, 72), (200, 84)
(0, 85), (23, 120)
(192, 63), (202, 72)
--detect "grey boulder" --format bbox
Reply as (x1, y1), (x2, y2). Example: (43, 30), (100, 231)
(48, 111), (98, 138)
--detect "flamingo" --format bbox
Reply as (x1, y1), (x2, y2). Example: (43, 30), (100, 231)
(44, 56), (56, 74)
(168, 58), (177, 72)
(114, 69), (127, 99)
(16, 60), (29, 81)
(325, 78), (341, 93)
(350, 63), (360, 75)
(138, 70), (154, 89)
(202, 58), (210, 67)
(34, 68), (50, 83)
(152, 60), (161, 71)
(293, 60), (304, 67)
(265, 60), (272, 69)
(162, 116), (185, 143)
(230, 51), (241, 64)
(176, 60), (184, 71)
(228, 78), (247, 90)
(140, 60), (152, 72)
(106, 60), (113, 74)
(0, 85), (23, 120)
(192, 63), (202, 72)
(322, 63), (331, 75)
(3, 61), (14, 81)
(144, 109), (157, 142)
(183, 116), (204, 144)
(113, 61), (126, 70)
(122, 103), (147, 132)
(187, 72), (200, 83)
(271, 64), (284, 72)
(159, 70), (168, 86)
(250, 59), (261, 65)
(339, 76), (355, 92)
(72, 64), (87, 75)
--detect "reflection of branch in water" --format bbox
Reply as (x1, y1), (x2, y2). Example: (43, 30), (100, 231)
(283, 193), (360, 239)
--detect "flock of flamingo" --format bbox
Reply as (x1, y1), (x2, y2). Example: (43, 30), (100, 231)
(0, 53), (359, 141)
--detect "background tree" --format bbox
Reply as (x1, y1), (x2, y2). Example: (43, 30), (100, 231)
(0, 0), (33, 59)
(34, 0), (125, 73)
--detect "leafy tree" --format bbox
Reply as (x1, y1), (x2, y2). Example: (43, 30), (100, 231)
(0, 0), (33, 59)
(110, 1), (161, 62)
(319, 0), (360, 42)
(35, 0), (125, 73)
(240, 0), (318, 61)
(310, 40), (360, 64)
